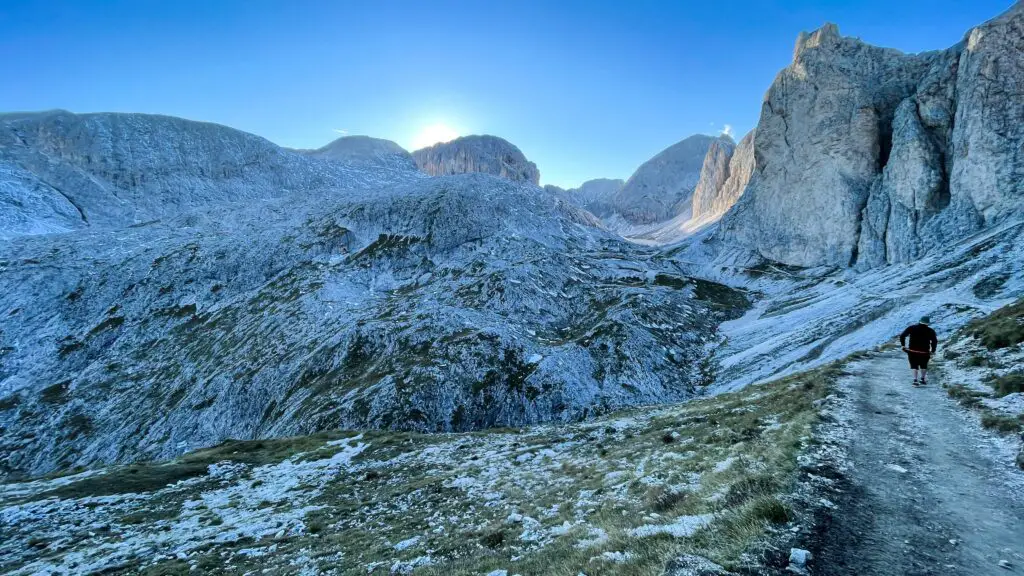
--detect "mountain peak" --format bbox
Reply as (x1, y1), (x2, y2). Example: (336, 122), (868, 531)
(411, 134), (540, 185)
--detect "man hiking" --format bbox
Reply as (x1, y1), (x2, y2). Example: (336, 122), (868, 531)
(900, 316), (938, 386)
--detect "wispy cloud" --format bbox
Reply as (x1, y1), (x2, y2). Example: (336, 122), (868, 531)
(721, 124), (734, 138)
(333, 128), (349, 135)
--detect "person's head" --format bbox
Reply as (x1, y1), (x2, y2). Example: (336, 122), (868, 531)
(919, 316), (931, 325)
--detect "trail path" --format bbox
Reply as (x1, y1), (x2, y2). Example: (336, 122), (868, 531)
(815, 352), (1024, 575)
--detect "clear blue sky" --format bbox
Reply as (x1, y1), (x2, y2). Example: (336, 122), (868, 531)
(0, 0), (1013, 188)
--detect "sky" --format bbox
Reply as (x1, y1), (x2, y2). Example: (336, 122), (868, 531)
(0, 0), (1014, 188)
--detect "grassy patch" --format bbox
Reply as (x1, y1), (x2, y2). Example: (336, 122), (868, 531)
(980, 413), (1023, 434)
(965, 298), (1024, 350)
(989, 373), (1024, 398)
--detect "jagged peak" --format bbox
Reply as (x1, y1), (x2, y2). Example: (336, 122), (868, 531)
(793, 22), (841, 60)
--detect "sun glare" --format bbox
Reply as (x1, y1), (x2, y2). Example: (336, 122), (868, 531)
(411, 123), (460, 150)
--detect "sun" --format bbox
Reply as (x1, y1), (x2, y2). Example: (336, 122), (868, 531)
(411, 123), (460, 150)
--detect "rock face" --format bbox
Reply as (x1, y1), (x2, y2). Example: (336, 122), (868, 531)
(719, 4), (1024, 268)
(691, 134), (748, 223)
(0, 110), (386, 239)
(411, 135), (540, 185)
(0, 115), (746, 477)
(611, 135), (717, 225)
(302, 135), (417, 172)
(546, 178), (624, 217)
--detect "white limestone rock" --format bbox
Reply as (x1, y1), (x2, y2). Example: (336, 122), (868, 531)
(720, 4), (1024, 269)
(611, 134), (717, 225)
(301, 135), (417, 172)
(411, 135), (540, 185)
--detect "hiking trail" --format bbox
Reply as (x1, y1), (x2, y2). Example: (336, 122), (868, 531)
(814, 352), (1024, 575)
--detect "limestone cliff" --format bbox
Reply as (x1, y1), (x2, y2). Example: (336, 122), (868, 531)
(610, 134), (716, 225)
(720, 4), (1024, 268)
(411, 135), (540, 185)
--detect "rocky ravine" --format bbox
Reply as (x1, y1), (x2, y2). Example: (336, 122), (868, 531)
(719, 4), (1024, 268)
(411, 135), (541, 185)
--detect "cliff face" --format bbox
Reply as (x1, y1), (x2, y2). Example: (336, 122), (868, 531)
(610, 134), (716, 225)
(719, 4), (1024, 268)
(691, 134), (747, 222)
(411, 135), (540, 185)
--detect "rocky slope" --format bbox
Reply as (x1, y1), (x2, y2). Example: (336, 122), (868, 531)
(0, 115), (749, 478)
(719, 4), (1024, 268)
(300, 135), (417, 172)
(411, 135), (540, 185)
(609, 134), (717, 225)
(0, 111), (391, 239)
(544, 178), (624, 218)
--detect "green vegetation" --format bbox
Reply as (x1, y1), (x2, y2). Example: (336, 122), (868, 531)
(989, 372), (1024, 398)
(980, 413), (1024, 434)
(964, 298), (1024, 350)
(9, 361), (844, 576)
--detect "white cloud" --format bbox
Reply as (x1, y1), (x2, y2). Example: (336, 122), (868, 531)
(333, 128), (349, 135)
(721, 124), (734, 138)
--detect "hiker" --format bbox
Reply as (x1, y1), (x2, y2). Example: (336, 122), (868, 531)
(900, 316), (938, 386)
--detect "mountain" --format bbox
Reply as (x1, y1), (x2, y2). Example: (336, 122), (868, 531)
(0, 115), (748, 478)
(719, 4), (1024, 268)
(691, 131), (754, 224)
(0, 110), (404, 240)
(300, 135), (417, 172)
(411, 135), (541, 185)
(608, 134), (718, 225)
(545, 177), (624, 218)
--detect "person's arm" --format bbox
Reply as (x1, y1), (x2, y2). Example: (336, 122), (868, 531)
(900, 326), (910, 348)
(931, 329), (938, 353)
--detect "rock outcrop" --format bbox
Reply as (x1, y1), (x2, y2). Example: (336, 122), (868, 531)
(719, 4), (1024, 268)
(691, 134), (750, 222)
(546, 178), (624, 218)
(411, 135), (540, 185)
(0, 110), (385, 239)
(610, 135), (717, 225)
(302, 135), (417, 172)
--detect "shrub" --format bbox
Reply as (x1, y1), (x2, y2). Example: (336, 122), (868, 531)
(990, 373), (1024, 398)
(980, 414), (1023, 434)
(746, 496), (792, 524)
(965, 299), (1024, 350)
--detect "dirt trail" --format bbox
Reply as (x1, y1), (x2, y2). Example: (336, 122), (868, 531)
(814, 352), (1024, 575)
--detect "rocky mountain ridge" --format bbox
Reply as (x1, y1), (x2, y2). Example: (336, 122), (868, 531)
(0, 110), (400, 239)
(718, 4), (1024, 268)
(299, 135), (417, 172)
(411, 134), (541, 185)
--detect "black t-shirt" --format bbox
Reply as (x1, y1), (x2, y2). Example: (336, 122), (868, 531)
(900, 323), (938, 353)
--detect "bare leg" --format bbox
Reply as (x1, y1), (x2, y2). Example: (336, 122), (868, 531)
(920, 368), (927, 383)
(913, 368), (919, 382)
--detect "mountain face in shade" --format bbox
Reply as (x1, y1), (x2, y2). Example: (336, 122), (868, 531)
(609, 134), (718, 225)
(411, 135), (540, 185)
(301, 135), (417, 172)
(0, 110), (406, 239)
(719, 4), (1024, 268)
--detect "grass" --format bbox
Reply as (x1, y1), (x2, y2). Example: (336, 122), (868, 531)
(964, 297), (1024, 350)
(9, 362), (844, 576)
(989, 372), (1024, 398)
(980, 413), (1024, 434)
